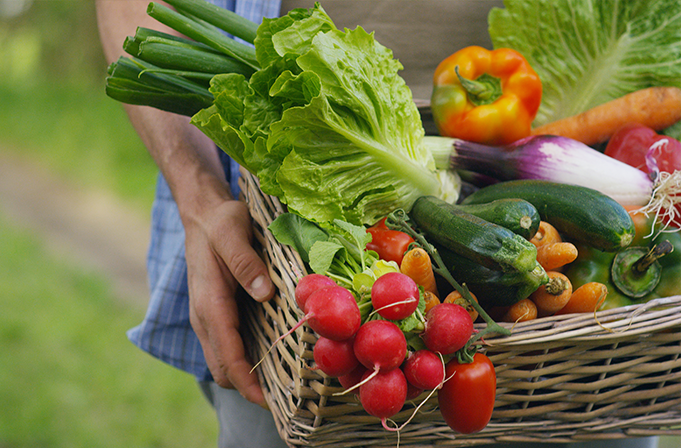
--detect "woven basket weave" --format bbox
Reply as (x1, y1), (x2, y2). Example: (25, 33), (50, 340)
(239, 168), (681, 447)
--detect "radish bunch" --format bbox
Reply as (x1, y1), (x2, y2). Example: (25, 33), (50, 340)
(298, 272), (476, 429)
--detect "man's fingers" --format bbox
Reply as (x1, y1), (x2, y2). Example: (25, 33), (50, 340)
(213, 201), (275, 302)
(190, 286), (266, 406)
(186, 227), (266, 405)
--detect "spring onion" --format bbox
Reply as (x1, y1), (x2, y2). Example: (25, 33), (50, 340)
(104, 0), (262, 116)
(427, 134), (681, 225)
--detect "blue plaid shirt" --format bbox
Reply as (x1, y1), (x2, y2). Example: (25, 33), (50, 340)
(127, 0), (282, 381)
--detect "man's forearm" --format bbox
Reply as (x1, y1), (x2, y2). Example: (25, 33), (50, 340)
(95, 0), (231, 218)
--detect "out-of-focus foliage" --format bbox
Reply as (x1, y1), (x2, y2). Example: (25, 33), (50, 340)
(0, 0), (107, 87)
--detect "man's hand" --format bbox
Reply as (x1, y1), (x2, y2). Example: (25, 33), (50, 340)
(96, 0), (275, 407)
(184, 196), (274, 407)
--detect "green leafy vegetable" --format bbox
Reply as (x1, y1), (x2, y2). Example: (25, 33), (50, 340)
(269, 212), (426, 337)
(489, 0), (681, 127)
(192, 4), (459, 226)
(266, 212), (326, 264)
(268, 213), (379, 289)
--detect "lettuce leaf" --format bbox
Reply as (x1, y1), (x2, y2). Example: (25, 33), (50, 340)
(489, 0), (681, 127)
(192, 4), (458, 226)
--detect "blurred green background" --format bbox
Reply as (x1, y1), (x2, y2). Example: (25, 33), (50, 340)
(0, 1), (219, 447)
(0, 1), (678, 448)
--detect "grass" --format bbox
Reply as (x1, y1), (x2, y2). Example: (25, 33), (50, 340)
(1, 0), (157, 211)
(0, 9), (220, 444)
(0, 213), (219, 448)
(0, 79), (158, 212)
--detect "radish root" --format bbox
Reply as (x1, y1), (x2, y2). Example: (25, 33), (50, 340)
(250, 315), (310, 373)
(332, 367), (379, 396)
(382, 354), (454, 434)
(640, 170), (681, 235)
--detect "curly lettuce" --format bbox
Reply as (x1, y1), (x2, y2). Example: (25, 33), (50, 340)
(192, 4), (459, 226)
(489, 0), (681, 127)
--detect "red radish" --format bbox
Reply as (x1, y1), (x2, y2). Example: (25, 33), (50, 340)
(421, 303), (473, 355)
(295, 274), (336, 312)
(338, 364), (368, 393)
(353, 320), (407, 373)
(313, 336), (359, 377)
(339, 364), (368, 391)
(371, 272), (420, 320)
(252, 285), (361, 374)
(359, 367), (408, 427)
(403, 349), (445, 390)
(304, 286), (361, 341)
(405, 381), (424, 400)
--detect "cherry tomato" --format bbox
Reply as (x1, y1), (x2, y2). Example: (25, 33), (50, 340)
(438, 352), (496, 434)
(366, 217), (414, 265)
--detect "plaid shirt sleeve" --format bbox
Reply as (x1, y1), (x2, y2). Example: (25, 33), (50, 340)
(126, 0), (282, 381)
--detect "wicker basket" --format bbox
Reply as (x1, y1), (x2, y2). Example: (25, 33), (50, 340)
(239, 168), (681, 447)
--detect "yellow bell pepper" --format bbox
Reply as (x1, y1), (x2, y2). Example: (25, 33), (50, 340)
(431, 46), (542, 146)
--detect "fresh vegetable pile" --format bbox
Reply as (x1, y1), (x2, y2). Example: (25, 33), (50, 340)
(268, 209), (506, 433)
(104, 0), (681, 438)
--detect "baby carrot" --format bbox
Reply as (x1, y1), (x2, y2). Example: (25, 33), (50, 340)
(530, 271), (573, 317)
(536, 242), (579, 272)
(531, 86), (681, 146)
(501, 298), (537, 323)
(530, 221), (562, 248)
(556, 282), (608, 315)
(401, 246), (439, 297)
(443, 289), (479, 322)
(423, 290), (441, 313)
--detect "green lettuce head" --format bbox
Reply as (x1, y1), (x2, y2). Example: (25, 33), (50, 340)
(192, 4), (459, 225)
(489, 0), (681, 127)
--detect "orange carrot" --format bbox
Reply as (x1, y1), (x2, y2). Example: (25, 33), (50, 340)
(401, 247), (439, 297)
(556, 282), (608, 315)
(443, 290), (479, 322)
(501, 298), (537, 323)
(423, 290), (441, 313)
(530, 271), (573, 317)
(530, 221), (562, 248)
(531, 87), (681, 146)
(536, 242), (579, 272)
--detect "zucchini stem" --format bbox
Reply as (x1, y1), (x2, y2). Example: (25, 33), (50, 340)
(385, 209), (511, 362)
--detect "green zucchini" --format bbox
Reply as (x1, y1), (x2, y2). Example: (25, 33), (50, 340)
(439, 247), (549, 307)
(461, 180), (635, 252)
(410, 196), (538, 273)
(456, 198), (540, 240)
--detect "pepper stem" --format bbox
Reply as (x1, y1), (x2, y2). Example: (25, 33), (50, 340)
(455, 66), (503, 107)
(632, 241), (673, 274)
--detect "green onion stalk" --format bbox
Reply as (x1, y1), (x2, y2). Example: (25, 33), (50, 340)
(104, 0), (262, 116)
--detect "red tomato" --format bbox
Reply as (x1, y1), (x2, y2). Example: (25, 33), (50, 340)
(438, 352), (496, 434)
(366, 217), (414, 265)
(604, 122), (681, 175)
